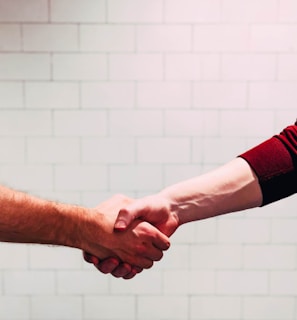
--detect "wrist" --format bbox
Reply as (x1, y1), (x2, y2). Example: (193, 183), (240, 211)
(51, 202), (92, 250)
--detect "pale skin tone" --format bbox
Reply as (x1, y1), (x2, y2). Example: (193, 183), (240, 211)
(0, 185), (170, 279)
(87, 157), (263, 276)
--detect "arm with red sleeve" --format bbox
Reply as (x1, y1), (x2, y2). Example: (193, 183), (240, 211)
(88, 122), (297, 277)
(240, 121), (297, 206)
(113, 121), (297, 237)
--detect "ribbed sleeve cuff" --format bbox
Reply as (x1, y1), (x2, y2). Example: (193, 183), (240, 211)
(239, 137), (297, 206)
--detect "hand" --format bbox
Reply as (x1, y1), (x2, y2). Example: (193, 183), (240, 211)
(114, 193), (180, 237)
(83, 251), (142, 279)
(81, 194), (170, 278)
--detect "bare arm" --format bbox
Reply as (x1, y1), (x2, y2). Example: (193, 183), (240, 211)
(114, 158), (263, 236)
(0, 185), (170, 273)
(163, 157), (262, 226)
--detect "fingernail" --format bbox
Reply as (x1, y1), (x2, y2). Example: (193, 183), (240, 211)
(115, 221), (127, 230)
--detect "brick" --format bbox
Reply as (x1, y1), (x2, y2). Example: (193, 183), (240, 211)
(0, 138), (25, 163)
(0, 24), (21, 50)
(220, 110), (275, 138)
(170, 223), (196, 244)
(109, 110), (163, 136)
(25, 82), (79, 109)
(0, 297), (30, 319)
(217, 218), (270, 243)
(165, 110), (218, 136)
(109, 165), (163, 192)
(250, 82), (297, 109)
(250, 25), (297, 52)
(278, 54), (297, 80)
(200, 137), (247, 164)
(23, 24), (78, 52)
(0, 0), (48, 22)
(165, 0), (221, 23)
(110, 269), (162, 295)
(108, 0), (163, 23)
(32, 296), (82, 320)
(165, 53), (220, 80)
(57, 270), (108, 294)
(193, 218), (217, 243)
(84, 296), (135, 319)
(164, 164), (204, 186)
(50, 0), (105, 22)
(81, 191), (117, 208)
(0, 82), (23, 109)
(272, 219), (297, 243)
(0, 243), (28, 269)
(194, 25), (249, 52)
(53, 54), (107, 80)
(279, 0), (297, 22)
(4, 271), (55, 295)
(275, 111), (297, 132)
(137, 82), (191, 109)
(138, 296), (188, 319)
(137, 25), (191, 52)
(109, 54), (163, 80)
(164, 270), (215, 294)
(29, 246), (82, 269)
(193, 82), (247, 109)
(222, 0), (278, 23)
(158, 244), (190, 269)
(137, 138), (191, 163)
(0, 165), (53, 191)
(81, 82), (135, 109)
(53, 110), (107, 136)
(190, 244), (242, 269)
(80, 25), (134, 52)
(217, 270), (268, 294)
(82, 137), (134, 164)
(0, 111), (51, 136)
(243, 297), (295, 319)
(270, 271), (297, 295)
(190, 296), (241, 319)
(244, 245), (296, 270)
(222, 54), (276, 81)
(27, 137), (80, 164)
(0, 54), (50, 80)
(54, 165), (108, 191)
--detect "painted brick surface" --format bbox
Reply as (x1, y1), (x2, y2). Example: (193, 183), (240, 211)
(0, 1), (296, 319)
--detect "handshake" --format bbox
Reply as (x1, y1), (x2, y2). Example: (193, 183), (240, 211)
(81, 193), (180, 280)
(0, 158), (262, 280)
(80, 157), (263, 279)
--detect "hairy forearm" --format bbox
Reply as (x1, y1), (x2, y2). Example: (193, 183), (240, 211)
(0, 185), (87, 248)
(0, 187), (169, 270)
(160, 158), (263, 225)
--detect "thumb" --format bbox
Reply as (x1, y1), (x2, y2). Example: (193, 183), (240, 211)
(114, 207), (135, 231)
(114, 200), (146, 231)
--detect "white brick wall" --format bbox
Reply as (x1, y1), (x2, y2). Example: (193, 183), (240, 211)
(0, 0), (297, 319)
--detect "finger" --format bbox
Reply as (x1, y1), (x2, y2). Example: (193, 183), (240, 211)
(123, 270), (137, 280)
(132, 266), (143, 274)
(94, 257), (120, 274)
(122, 266), (143, 280)
(144, 245), (164, 262)
(152, 231), (171, 251)
(83, 251), (93, 263)
(114, 207), (135, 231)
(128, 254), (154, 269)
(111, 263), (132, 278)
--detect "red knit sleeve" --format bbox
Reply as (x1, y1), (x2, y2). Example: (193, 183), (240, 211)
(239, 121), (297, 206)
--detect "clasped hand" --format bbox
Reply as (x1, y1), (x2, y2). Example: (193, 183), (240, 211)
(83, 194), (179, 279)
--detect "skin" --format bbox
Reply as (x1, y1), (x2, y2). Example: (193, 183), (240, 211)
(86, 157), (263, 276)
(0, 185), (170, 278)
